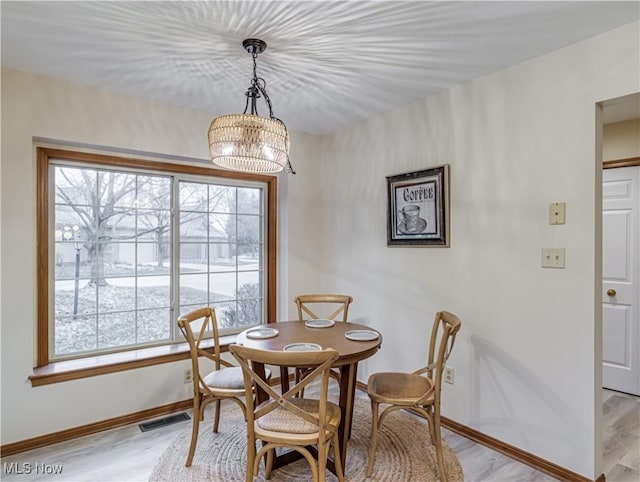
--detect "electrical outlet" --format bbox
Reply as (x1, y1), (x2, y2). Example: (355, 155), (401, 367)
(183, 369), (193, 384)
(444, 367), (454, 385)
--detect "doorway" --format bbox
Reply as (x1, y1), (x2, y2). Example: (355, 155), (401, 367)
(599, 92), (640, 480)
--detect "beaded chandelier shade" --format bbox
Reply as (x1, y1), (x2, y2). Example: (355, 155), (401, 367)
(208, 39), (295, 174)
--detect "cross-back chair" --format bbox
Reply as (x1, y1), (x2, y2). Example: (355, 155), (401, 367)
(293, 294), (353, 395)
(294, 294), (353, 322)
(178, 307), (249, 467)
(230, 344), (345, 482)
(366, 310), (462, 482)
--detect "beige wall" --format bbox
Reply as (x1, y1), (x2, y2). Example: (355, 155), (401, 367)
(1, 20), (639, 480)
(0, 68), (322, 445)
(603, 118), (640, 161)
(299, 21), (639, 478)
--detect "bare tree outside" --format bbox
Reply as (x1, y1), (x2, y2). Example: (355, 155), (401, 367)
(53, 167), (265, 357)
(136, 176), (172, 269)
(56, 167), (137, 286)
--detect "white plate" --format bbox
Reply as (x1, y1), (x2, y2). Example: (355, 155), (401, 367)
(305, 319), (335, 329)
(345, 330), (379, 341)
(283, 342), (322, 352)
(245, 327), (279, 339)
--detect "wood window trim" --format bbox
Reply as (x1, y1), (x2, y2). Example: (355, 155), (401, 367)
(35, 147), (278, 379)
(29, 335), (237, 387)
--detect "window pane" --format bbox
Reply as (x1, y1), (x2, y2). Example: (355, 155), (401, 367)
(209, 243), (236, 272)
(98, 281), (134, 313)
(55, 279), (96, 317)
(209, 272), (236, 300)
(55, 315), (97, 354)
(98, 312), (136, 348)
(237, 278), (263, 327)
(237, 214), (260, 244)
(209, 185), (235, 213)
(137, 308), (171, 343)
(54, 242), (90, 280)
(102, 171), (137, 209)
(237, 244), (261, 270)
(180, 213), (208, 239)
(210, 213), (235, 241)
(137, 275), (170, 310)
(180, 274), (208, 306)
(180, 243), (207, 273)
(212, 301), (237, 330)
(238, 271), (260, 293)
(238, 187), (261, 214)
(137, 209), (171, 240)
(101, 243), (136, 277)
(237, 298), (263, 326)
(54, 205), (87, 238)
(137, 242), (171, 275)
(179, 182), (208, 211)
(54, 166), (94, 207)
(137, 176), (171, 210)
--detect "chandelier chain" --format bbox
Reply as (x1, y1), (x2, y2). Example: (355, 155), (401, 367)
(249, 51), (275, 120)
(248, 47), (294, 174)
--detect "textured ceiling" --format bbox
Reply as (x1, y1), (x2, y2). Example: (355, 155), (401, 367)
(1, 1), (639, 135)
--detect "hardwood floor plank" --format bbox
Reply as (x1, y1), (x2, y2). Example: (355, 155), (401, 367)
(603, 389), (640, 480)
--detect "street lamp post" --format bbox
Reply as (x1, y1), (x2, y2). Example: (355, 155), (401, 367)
(61, 225), (81, 318)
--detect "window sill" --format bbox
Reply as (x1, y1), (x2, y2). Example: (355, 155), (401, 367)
(29, 334), (238, 387)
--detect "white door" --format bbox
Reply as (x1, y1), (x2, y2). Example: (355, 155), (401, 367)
(603, 166), (640, 395)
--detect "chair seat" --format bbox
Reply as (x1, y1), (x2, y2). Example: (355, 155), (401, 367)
(368, 372), (434, 405)
(256, 398), (341, 434)
(204, 366), (271, 391)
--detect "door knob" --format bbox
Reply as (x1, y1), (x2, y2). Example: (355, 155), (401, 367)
(607, 289), (617, 297)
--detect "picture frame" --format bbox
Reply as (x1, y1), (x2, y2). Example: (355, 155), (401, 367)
(386, 165), (450, 247)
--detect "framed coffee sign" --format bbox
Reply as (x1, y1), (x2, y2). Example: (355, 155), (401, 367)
(386, 165), (450, 247)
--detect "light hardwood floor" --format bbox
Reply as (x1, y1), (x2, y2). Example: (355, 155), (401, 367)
(1, 389), (636, 481)
(602, 389), (640, 482)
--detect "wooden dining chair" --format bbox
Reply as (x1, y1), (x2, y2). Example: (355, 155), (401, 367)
(293, 294), (353, 395)
(230, 344), (345, 482)
(366, 310), (461, 482)
(294, 294), (353, 322)
(178, 307), (249, 467)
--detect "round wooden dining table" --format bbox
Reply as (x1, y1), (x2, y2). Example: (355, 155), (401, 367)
(236, 320), (382, 474)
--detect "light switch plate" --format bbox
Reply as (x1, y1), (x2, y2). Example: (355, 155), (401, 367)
(549, 202), (566, 225)
(542, 248), (566, 268)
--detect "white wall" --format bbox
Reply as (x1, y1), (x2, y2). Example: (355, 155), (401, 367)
(295, 21), (638, 479)
(0, 68), (321, 444)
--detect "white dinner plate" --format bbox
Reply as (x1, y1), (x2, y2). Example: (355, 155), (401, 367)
(283, 342), (322, 352)
(345, 330), (379, 341)
(245, 327), (279, 339)
(304, 319), (335, 329)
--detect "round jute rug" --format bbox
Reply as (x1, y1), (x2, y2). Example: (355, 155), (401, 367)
(149, 398), (463, 481)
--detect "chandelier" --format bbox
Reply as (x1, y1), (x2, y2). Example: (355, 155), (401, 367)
(208, 38), (295, 174)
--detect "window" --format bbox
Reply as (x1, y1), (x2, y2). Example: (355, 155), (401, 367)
(38, 148), (277, 365)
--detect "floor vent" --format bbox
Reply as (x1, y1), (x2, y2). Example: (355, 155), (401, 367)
(139, 412), (191, 432)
